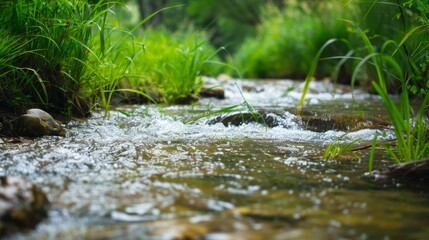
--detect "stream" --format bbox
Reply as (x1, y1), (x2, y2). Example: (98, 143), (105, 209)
(1, 79), (429, 239)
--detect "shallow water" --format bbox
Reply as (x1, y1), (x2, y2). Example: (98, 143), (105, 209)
(1, 79), (429, 239)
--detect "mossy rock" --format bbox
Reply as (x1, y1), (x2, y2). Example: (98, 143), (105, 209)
(1, 108), (65, 137)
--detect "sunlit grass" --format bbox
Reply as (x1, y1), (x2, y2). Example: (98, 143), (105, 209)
(348, 0), (429, 166)
(332, 3), (428, 167)
(233, 1), (353, 79)
(0, 0), (124, 116)
(300, 1), (429, 167)
(323, 138), (362, 160)
(0, 1), (221, 116)
(129, 28), (221, 104)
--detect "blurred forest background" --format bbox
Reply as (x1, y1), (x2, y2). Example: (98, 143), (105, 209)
(126, 0), (421, 81)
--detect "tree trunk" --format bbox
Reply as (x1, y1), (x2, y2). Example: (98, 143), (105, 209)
(137, 0), (165, 28)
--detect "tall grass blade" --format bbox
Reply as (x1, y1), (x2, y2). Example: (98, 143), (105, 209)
(297, 38), (338, 115)
(368, 135), (378, 172)
(183, 104), (241, 124)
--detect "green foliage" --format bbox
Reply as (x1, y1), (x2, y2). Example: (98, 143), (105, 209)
(351, 0), (429, 92)
(183, 83), (263, 126)
(183, 104), (241, 124)
(130, 28), (221, 104)
(297, 0), (429, 165)
(0, 0), (120, 116)
(0, 28), (33, 107)
(0, 1), (221, 115)
(185, 0), (274, 52)
(368, 134), (378, 172)
(333, 1), (429, 165)
(80, 7), (146, 113)
(126, 0), (282, 53)
(296, 39), (339, 114)
(233, 1), (352, 79)
(398, 1), (429, 97)
(324, 138), (362, 160)
(351, 1), (429, 164)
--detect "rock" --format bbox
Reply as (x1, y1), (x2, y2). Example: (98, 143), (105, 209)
(9, 109), (65, 137)
(26, 109), (62, 132)
(230, 206), (300, 223)
(298, 110), (390, 132)
(200, 77), (225, 99)
(208, 109), (390, 132)
(200, 85), (225, 99)
(364, 158), (429, 186)
(0, 176), (50, 237)
(208, 111), (289, 128)
(173, 95), (199, 105)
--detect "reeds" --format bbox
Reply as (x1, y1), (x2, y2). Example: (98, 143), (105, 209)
(305, 0), (429, 165)
(351, 0), (429, 165)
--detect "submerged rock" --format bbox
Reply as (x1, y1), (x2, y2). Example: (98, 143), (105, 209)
(208, 111), (286, 128)
(299, 110), (390, 132)
(207, 108), (390, 132)
(0, 176), (50, 237)
(230, 205), (302, 223)
(1, 108), (65, 137)
(364, 158), (429, 186)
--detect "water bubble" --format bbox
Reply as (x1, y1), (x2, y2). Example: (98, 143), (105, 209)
(329, 219), (342, 228)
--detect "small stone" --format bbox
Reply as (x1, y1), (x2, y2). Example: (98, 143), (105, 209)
(200, 85), (225, 99)
(200, 76), (225, 99)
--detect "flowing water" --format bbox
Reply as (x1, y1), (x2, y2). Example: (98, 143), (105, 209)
(1, 79), (429, 239)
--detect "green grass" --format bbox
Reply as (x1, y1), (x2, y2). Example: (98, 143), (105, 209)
(349, 0), (429, 167)
(0, 0), (122, 116)
(0, 1), (222, 116)
(232, 1), (353, 79)
(82, 4), (187, 114)
(183, 104), (241, 124)
(0, 28), (27, 106)
(297, 1), (429, 167)
(296, 38), (339, 115)
(323, 137), (362, 160)
(127, 28), (221, 105)
(74, 3), (223, 110)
